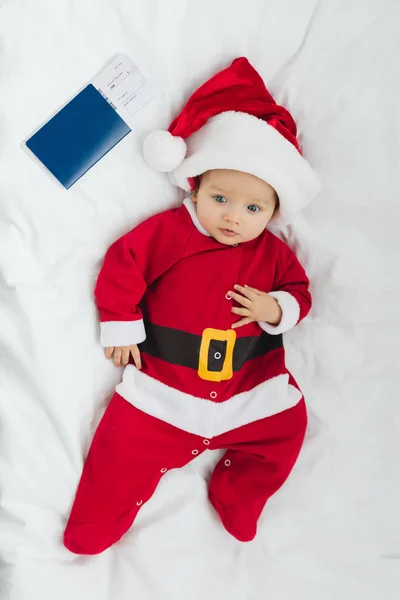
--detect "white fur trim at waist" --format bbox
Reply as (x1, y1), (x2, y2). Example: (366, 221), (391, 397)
(116, 365), (302, 438)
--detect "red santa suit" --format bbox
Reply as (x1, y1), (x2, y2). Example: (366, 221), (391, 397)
(63, 58), (320, 555)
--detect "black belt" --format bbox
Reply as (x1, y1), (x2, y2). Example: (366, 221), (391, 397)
(140, 321), (282, 381)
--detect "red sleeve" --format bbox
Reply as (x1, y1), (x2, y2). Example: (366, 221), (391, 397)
(95, 210), (190, 347)
(260, 241), (312, 335)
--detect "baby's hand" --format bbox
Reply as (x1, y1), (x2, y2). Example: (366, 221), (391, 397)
(228, 284), (282, 329)
(105, 345), (142, 369)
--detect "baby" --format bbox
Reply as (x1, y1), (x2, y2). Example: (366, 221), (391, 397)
(63, 57), (320, 555)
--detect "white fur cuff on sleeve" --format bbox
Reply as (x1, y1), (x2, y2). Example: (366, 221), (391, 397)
(258, 291), (300, 335)
(100, 320), (146, 347)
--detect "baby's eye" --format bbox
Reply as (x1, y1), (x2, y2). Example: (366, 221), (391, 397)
(213, 195), (227, 204)
(247, 204), (261, 213)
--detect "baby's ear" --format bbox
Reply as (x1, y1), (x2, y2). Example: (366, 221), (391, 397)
(192, 190), (198, 203)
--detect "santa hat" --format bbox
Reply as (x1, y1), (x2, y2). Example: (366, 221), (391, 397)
(143, 57), (320, 226)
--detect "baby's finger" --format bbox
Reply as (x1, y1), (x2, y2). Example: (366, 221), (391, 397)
(234, 284), (256, 300)
(131, 346), (142, 370)
(227, 290), (252, 308)
(113, 347), (122, 367)
(231, 306), (251, 317)
(105, 347), (114, 359)
(121, 347), (130, 366)
(232, 317), (253, 329)
(244, 284), (264, 295)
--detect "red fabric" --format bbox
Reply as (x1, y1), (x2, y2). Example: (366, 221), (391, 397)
(168, 57), (301, 154)
(64, 393), (307, 554)
(94, 209), (192, 324)
(94, 204), (311, 401)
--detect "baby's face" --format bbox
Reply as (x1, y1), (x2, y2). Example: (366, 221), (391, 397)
(192, 169), (278, 245)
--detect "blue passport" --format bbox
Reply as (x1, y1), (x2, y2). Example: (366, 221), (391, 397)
(26, 84), (131, 189)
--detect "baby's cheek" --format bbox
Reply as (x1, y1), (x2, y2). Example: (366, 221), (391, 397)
(203, 213), (217, 230)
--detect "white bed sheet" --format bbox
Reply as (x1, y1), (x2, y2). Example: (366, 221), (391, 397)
(1, 0), (399, 598)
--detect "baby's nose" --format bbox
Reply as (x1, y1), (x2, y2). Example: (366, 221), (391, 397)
(224, 213), (240, 224)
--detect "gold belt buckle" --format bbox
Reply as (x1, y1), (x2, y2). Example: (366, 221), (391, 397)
(198, 328), (236, 382)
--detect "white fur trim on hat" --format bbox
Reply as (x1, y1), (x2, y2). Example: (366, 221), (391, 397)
(143, 129), (187, 172)
(168, 111), (321, 227)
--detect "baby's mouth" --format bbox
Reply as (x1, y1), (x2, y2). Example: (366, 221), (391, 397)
(219, 228), (239, 238)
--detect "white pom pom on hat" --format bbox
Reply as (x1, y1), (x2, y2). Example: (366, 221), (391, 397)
(143, 130), (187, 173)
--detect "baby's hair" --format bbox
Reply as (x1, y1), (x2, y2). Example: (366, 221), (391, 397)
(273, 191), (280, 215)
